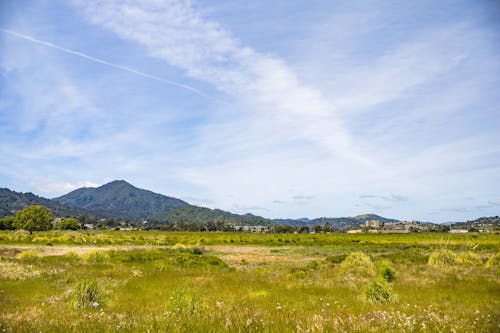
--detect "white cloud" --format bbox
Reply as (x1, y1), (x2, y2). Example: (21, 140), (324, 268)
(72, 0), (364, 163)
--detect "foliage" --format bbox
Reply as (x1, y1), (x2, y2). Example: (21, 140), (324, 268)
(0, 233), (499, 332)
(54, 180), (188, 220)
(74, 279), (103, 308)
(0, 216), (15, 230)
(0, 188), (86, 218)
(428, 249), (457, 267)
(365, 279), (396, 303)
(59, 218), (81, 230)
(341, 251), (375, 275)
(380, 263), (396, 282)
(14, 205), (53, 233)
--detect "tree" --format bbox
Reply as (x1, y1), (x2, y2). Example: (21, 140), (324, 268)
(0, 216), (16, 230)
(312, 224), (322, 233)
(59, 218), (81, 230)
(15, 205), (53, 233)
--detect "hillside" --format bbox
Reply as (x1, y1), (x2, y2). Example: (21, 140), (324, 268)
(0, 188), (88, 218)
(54, 180), (188, 221)
(273, 214), (399, 229)
(152, 205), (270, 226)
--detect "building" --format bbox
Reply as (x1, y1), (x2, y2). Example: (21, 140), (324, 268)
(365, 220), (380, 229)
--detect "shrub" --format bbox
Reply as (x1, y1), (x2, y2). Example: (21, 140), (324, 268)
(59, 218), (81, 230)
(341, 252), (375, 275)
(485, 253), (500, 267)
(74, 279), (103, 308)
(325, 254), (347, 264)
(456, 251), (483, 266)
(365, 279), (395, 303)
(380, 264), (396, 282)
(428, 249), (457, 267)
(16, 250), (40, 263)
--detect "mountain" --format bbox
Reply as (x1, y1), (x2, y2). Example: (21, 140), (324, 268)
(273, 214), (399, 229)
(151, 205), (270, 226)
(54, 180), (188, 220)
(0, 188), (88, 218)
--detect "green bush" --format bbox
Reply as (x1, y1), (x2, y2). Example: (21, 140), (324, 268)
(456, 251), (483, 265)
(380, 264), (396, 282)
(428, 249), (457, 267)
(341, 252), (375, 275)
(74, 279), (103, 308)
(325, 254), (347, 264)
(365, 279), (395, 303)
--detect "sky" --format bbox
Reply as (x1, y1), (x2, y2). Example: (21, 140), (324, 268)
(0, 0), (499, 222)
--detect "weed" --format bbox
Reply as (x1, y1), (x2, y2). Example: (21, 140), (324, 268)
(365, 279), (396, 303)
(456, 251), (483, 265)
(485, 253), (500, 267)
(380, 264), (396, 282)
(16, 250), (40, 263)
(73, 279), (103, 308)
(428, 249), (457, 267)
(341, 251), (375, 275)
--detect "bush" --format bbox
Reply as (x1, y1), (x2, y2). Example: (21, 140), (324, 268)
(380, 264), (396, 282)
(341, 252), (375, 275)
(59, 218), (81, 230)
(485, 253), (500, 267)
(74, 279), (103, 308)
(365, 279), (395, 303)
(456, 251), (483, 266)
(325, 254), (347, 264)
(428, 249), (457, 267)
(16, 250), (40, 263)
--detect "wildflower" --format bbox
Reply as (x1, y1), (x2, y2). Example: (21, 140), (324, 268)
(91, 302), (99, 308)
(276, 303), (282, 310)
(216, 301), (224, 308)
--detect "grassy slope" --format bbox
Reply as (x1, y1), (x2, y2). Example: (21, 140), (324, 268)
(0, 231), (499, 332)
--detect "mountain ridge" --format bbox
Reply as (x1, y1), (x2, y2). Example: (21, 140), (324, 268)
(54, 180), (188, 220)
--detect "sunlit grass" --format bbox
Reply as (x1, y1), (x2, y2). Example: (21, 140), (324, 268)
(0, 231), (499, 332)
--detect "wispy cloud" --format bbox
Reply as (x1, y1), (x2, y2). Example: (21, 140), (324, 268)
(72, 0), (365, 164)
(0, 28), (209, 98)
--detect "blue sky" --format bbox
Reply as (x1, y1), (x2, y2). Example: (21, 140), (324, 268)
(1, 0), (499, 222)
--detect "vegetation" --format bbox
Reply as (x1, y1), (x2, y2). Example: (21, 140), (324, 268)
(0, 231), (497, 332)
(14, 205), (53, 233)
(53, 180), (188, 220)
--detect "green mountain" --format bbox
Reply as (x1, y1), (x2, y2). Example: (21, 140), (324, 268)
(0, 188), (88, 218)
(152, 205), (270, 226)
(273, 214), (399, 229)
(53, 180), (188, 220)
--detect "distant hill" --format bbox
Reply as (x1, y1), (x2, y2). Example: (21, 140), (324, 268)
(54, 180), (188, 220)
(0, 188), (88, 218)
(273, 214), (399, 229)
(450, 216), (500, 229)
(151, 205), (270, 226)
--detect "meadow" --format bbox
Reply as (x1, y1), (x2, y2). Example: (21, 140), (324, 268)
(0, 231), (498, 332)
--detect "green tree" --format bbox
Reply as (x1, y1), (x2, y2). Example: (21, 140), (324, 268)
(60, 218), (81, 230)
(15, 205), (53, 233)
(0, 216), (16, 230)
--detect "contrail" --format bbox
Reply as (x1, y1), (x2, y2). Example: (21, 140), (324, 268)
(0, 28), (210, 99)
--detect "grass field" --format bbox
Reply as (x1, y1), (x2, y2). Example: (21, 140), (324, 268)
(0, 231), (499, 332)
